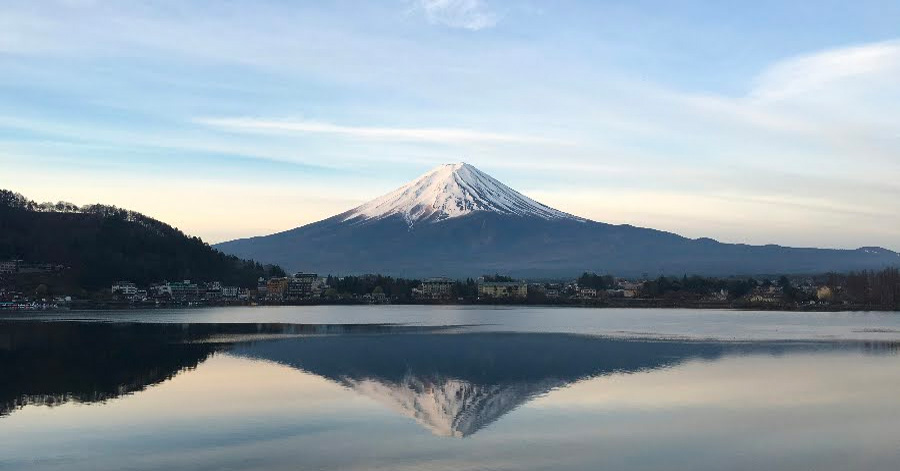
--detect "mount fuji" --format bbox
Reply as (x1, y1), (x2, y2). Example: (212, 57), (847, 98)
(215, 162), (899, 277)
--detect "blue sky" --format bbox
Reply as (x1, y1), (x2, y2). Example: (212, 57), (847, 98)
(2, 0), (899, 249)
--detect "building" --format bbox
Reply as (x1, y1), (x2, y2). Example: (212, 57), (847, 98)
(285, 273), (321, 299)
(161, 280), (200, 300)
(363, 292), (388, 304)
(111, 281), (137, 297)
(417, 277), (454, 299)
(222, 286), (240, 298)
(605, 288), (638, 298)
(749, 286), (783, 303)
(266, 277), (289, 300)
(478, 281), (528, 299)
(257, 277), (268, 296)
(204, 281), (223, 300)
(617, 280), (644, 291)
(0, 260), (20, 274)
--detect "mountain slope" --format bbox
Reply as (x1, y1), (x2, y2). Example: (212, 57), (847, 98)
(341, 163), (582, 226)
(216, 163), (900, 277)
(0, 190), (282, 290)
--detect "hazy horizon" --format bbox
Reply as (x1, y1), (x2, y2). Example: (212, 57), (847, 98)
(3, 1), (899, 251)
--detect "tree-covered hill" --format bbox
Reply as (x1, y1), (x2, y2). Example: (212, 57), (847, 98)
(0, 190), (283, 290)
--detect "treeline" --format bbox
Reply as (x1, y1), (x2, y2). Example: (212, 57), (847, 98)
(637, 270), (899, 309)
(577, 272), (616, 290)
(642, 275), (793, 300)
(309, 270), (900, 310)
(323, 275), (421, 302)
(0, 189), (284, 291)
(824, 269), (899, 309)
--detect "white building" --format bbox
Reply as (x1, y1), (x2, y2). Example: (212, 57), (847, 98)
(417, 277), (454, 299)
(111, 281), (137, 296)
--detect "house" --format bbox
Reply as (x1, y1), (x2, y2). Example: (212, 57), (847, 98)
(478, 281), (528, 299)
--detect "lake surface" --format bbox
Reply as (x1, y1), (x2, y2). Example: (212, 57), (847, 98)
(2, 306), (900, 470)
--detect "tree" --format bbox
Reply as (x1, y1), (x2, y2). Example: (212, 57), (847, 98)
(778, 276), (797, 301)
(577, 272), (614, 290)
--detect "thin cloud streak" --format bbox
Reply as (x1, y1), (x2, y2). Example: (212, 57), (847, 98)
(195, 117), (570, 145)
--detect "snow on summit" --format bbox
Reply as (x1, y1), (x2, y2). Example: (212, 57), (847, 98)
(342, 162), (583, 226)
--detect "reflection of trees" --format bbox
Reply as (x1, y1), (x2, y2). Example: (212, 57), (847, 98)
(0, 322), (459, 417)
(0, 322), (222, 417)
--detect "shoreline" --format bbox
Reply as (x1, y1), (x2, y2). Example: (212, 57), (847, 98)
(3, 300), (897, 313)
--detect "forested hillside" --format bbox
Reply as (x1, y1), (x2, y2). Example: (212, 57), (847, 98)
(0, 190), (283, 290)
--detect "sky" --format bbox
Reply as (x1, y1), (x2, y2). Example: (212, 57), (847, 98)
(1, 0), (899, 250)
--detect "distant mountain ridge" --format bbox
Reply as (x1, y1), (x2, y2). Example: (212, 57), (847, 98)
(215, 163), (899, 278)
(0, 190), (281, 290)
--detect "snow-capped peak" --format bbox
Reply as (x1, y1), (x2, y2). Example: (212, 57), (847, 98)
(342, 162), (583, 226)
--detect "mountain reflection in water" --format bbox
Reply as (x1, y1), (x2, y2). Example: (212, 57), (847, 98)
(1, 321), (897, 437)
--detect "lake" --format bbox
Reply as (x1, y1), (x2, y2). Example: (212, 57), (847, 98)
(2, 306), (900, 470)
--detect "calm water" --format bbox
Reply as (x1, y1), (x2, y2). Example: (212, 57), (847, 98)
(2, 307), (900, 470)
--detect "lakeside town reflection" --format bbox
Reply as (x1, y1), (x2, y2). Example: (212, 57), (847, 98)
(2, 321), (898, 436)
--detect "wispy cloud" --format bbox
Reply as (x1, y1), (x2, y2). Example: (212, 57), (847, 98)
(412, 0), (499, 30)
(194, 117), (566, 145)
(750, 40), (900, 102)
